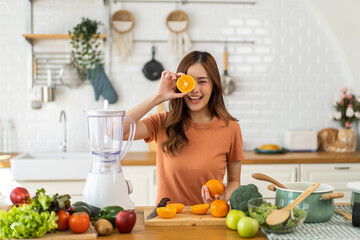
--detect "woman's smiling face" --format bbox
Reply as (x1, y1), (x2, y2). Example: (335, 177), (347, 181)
(184, 62), (213, 114)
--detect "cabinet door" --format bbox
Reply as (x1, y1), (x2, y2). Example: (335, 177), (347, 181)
(300, 163), (360, 203)
(122, 166), (157, 206)
(241, 164), (300, 199)
(12, 180), (85, 202)
(0, 168), (12, 198)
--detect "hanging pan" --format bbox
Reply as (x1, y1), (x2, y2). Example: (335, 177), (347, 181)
(221, 45), (235, 95)
(142, 46), (164, 81)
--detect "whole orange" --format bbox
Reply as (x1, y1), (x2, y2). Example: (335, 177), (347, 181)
(205, 179), (224, 198)
(210, 200), (229, 218)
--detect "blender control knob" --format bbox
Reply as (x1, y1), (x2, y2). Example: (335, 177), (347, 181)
(126, 179), (133, 194)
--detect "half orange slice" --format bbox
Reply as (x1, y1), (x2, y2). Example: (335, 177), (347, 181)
(176, 75), (196, 93)
(191, 204), (209, 215)
(156, 206), (177, 218)
(166, 203), (185, 213)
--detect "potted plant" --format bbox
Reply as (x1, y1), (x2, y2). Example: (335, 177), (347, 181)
(68, 17), (118, 103)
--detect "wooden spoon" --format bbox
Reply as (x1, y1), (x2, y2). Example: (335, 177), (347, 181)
(252, 173), (288, 189)
(266, 182), (320, 226)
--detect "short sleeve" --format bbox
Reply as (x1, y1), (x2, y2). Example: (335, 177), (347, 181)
(142, 112), (167, 143)
(228, 122), (245, 162)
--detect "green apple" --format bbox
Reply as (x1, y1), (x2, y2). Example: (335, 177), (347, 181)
(237, 217), (259, 238)
(226, 209), (246, 230)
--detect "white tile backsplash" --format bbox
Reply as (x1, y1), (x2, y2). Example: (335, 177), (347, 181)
(0, 0), (352, 153)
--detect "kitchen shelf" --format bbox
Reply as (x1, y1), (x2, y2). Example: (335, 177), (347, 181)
(22, 34), (106, 42)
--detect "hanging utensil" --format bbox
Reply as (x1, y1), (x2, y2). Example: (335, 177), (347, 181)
(221, 45), (235, 95)
(252, 173), (288, 189)
(142, 46), (164, 81)
(266, 182), (320, 226)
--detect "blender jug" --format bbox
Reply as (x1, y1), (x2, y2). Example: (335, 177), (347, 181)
(86, 109), (135, 173)
(83, 106), (136, 211)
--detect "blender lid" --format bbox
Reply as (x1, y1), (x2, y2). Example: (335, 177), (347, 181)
(84, 109), (126, 117)
(85, 100), (126, 116)
(347, 182), (360, 193)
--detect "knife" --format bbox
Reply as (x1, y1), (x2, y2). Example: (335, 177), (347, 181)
(146, 197), (171, 220)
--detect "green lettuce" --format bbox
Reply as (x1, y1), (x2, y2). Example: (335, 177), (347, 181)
(0, 204), (58, 239)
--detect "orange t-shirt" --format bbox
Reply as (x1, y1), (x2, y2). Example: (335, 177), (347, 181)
(142, 112), (245, 206)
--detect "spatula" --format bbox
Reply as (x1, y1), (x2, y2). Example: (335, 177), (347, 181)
(266, 182), (320, 226)
(252, 173), (288, 189)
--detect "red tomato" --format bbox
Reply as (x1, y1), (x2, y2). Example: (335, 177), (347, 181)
(69, 212), (90, 234)
(10, 187), (31, 204)
(56, 210), (70, 231)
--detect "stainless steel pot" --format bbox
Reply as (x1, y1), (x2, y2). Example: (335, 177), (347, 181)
(269, 182), (344, 223)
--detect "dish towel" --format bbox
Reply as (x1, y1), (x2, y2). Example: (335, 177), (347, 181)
(87, 65), (118, 104)
(266, 205), (360, 240)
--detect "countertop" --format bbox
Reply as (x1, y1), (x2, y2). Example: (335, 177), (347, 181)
(98, 206), (266, 240)
(2, 151), (360, 169)
(121, 151), (360, 165)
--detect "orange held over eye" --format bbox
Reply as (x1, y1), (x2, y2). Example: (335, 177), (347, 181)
(205, 179), (224, 198)
(191, 204), (209, 215)
(210, 200), (229, 218)
(166, 203), (184, 213)
(176, 75), (196, 93)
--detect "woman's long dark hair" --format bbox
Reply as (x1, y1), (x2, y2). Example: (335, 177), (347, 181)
(161, 51), (237, 156)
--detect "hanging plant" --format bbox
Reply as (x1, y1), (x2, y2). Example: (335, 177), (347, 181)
(68, 17), (103, 80)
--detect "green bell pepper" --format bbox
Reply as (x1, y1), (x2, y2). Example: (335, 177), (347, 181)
(98, 206), (124, 227)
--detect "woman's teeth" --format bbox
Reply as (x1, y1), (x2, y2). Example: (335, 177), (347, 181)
(189, 96), (202, 100)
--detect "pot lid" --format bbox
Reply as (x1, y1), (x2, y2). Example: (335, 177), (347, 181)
(347, 182), (360, 193)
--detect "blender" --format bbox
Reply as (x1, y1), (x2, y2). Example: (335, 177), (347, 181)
(83, 100), (136, 212)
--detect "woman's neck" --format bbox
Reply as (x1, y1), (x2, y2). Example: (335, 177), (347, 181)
(189, 109), (213, 124)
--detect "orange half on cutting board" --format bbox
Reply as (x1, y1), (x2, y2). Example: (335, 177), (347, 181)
(191, 204), (209, 215)
(156, 206), (177, 218)
(166, 203), (184, 213)
(176, 75), (195, 93)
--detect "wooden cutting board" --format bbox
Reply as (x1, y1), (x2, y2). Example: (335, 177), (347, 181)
(19, 225), (97, 240)
(144, 206), (226, 226)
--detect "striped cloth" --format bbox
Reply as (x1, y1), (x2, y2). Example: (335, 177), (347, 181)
(266, 205), (360, 240)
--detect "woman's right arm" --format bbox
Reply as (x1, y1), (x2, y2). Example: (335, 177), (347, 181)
(123, 70), (187, 140)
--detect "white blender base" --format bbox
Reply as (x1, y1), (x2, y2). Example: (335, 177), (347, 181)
(83, 172), (135, 210)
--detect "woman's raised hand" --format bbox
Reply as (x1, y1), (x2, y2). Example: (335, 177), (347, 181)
(155, 70), (188, 102)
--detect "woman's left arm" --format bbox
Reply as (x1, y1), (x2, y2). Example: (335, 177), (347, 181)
(224, 160), (241, 202)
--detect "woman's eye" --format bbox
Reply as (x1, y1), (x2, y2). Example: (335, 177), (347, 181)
(199, 80), (207, 84)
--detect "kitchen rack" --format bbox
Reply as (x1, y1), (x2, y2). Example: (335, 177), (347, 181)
(24, 0), (111, 89)
(22, 34), (107, 43)
(114, 0), (256, 5)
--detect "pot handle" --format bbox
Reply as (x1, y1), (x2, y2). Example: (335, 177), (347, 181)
(321, 192), (344, 200)
(267, 184), (276, 192)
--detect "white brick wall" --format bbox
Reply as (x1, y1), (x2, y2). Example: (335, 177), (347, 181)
(0, 0), (353, 153)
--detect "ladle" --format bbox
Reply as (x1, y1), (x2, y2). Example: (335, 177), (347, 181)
(266, 182), (320, 226)
(252, 173), (288, 189)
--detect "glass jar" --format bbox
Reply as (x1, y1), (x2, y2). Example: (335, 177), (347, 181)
(0, 119), (17, 154)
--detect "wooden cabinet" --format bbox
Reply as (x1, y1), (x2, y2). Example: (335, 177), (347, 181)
(12, 180), (85, 202)
(300, 163), (360, 203)
(240, 164), (299, 199)
(122, 166), (157, 206)
(11, 165), (158, 206)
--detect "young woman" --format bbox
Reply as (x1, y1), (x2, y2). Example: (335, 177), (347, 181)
(124, 51), (245, 205)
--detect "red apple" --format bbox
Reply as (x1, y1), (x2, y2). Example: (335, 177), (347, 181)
(10, 187), (31, 205)
(115, 210), (136, 233)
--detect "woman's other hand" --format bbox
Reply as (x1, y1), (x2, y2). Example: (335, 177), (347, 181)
(201, 183), (227, 205)
(155, 70), (187, 102)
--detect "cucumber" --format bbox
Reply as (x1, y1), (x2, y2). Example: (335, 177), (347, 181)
(71, 205), (92, 217)
(72, 201), (91, 209)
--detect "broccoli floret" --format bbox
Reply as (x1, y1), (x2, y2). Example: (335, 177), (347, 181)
(229, 184), (262, 216)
